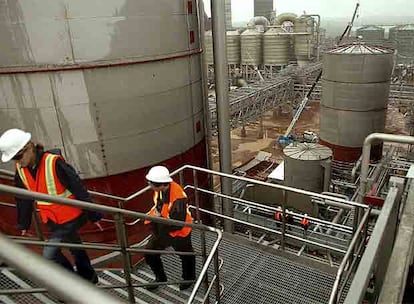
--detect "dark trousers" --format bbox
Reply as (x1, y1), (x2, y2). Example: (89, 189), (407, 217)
(43, 213), (97, 282)
(145, 233), (196, 281)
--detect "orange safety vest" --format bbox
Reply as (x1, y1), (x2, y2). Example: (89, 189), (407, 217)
(144, 181), (193, 238)
(16, 153), (83, 224)
(274, 211), (282, 221)
(301, 217), (309, 226)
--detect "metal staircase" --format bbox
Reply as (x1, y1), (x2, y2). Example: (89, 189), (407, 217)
(0, 165), (373, 303)
(0, 231), (346, 304)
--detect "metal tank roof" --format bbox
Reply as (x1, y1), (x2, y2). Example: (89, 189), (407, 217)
(357, 25), (384, 31)
(328, 43), (393, 55)
(393, 24), (414, 31)
(283, 143), (332, 161)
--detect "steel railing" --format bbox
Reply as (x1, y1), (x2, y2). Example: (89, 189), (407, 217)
(1, 164), (373, 303)
(0, 232), (123, 304)
(0, 183), (223, 304)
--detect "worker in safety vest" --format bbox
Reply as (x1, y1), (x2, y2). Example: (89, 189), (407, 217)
(0, 129), (102, 283)
(301, 214), (310, 231)
(144, 166), (195, 291)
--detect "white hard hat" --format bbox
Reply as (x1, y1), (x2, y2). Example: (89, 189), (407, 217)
(0, 129), (31, 163)
(146, 166), (173, 183)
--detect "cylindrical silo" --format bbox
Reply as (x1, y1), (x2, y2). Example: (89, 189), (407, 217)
(205, 30), (214, 65)
(294, 16), (314, 65)
(241, 28), (264, 66)
(263, 28), (290, 66)
(284, 143), (332, 216)
(227, 30), (241, 65)
(319, 43), (394, 162)
(389, 25), (414, 64)
(0, 1), (208, 239)
(356, 25), (385, 45)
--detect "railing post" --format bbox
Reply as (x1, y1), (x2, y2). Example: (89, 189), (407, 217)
(214, 251), (221, 304)
(281, 190), (287, 250)
(180, 170), (185, 188)
(193, 169), (201, 222)
(114, 213), (135, 303)
(193, 169), (210, 303)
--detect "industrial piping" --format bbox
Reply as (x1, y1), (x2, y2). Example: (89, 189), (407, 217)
(211, 0), (234, 232)
(359, 133), (414, 204)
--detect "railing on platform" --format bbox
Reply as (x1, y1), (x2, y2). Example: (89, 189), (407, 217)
(0, 164), (373, 303)
(0, 178), (223, 304)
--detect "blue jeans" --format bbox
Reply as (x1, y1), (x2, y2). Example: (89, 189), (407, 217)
(43, 213), (97, 282)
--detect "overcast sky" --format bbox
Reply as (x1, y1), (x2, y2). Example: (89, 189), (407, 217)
(204, 0), (414, 21)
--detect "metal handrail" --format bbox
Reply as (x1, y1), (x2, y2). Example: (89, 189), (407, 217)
(0, 183), (222, 304)
(0, 165), (366, 209)
(184, 185), (353, 233)
(0, 232), (123, 303)
(0, 164), (368, 302)
(190, 206), (347, 254)
(328, 209), (370, 304)
(1, 165), (367, 208)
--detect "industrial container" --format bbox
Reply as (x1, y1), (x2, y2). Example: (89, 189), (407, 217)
(0, 0), (208, 239)
(284, 143), (332, 216)
(225, 0), (232, 29)
(254, 0), (274, 20)
(227, 30), (241, 65)
(241, 28), (264, 66)
(294, 16), (314, 65)
(389, 25), (414, 64)
(205, 30), (214, 65)
(319, 43), (394, 162)
(356, 25), (385, 45)
(263, 28), (290, 66)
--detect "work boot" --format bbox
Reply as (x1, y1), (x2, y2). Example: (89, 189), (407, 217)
(146, 274), (167, 291)
(90, 272), (99, 284)
(179, 282), (193, 291)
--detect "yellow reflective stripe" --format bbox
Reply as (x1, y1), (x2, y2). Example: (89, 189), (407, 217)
(16, 165), (29, 189)
(45, 154), (57, 195)
(44, 154), (73, 197)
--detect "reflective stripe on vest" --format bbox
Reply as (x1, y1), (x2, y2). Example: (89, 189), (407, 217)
(144, 181), (192, 238)
(15, 153), (82, 224)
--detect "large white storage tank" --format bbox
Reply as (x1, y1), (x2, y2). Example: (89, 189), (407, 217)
(241, 28), (264, 66)
(294, 16), (314, 65)
(226, 30), (241, 65)
(319, 43), (394, 162)
(0, 0), (208, 237)
(263, 28), (290, 66)
(205, 30), (214, 65)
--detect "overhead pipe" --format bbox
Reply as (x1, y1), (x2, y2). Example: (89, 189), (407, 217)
(210, 0), (233, 232)
(359, 133), (414, 205)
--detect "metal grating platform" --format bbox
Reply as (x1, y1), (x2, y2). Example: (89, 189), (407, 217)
(0, 230), (350, 304)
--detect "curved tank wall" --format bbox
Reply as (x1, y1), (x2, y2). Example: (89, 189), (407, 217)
(319, 44), (394, 162)
(226, 30), (241, 65)
(263, 28), (290, 65)
(241, 28), (263, 65)
(284, 143), (332, 216)
(0, 0), (208, 238)
(294, 17), (313, 65)
(356, 25), (385, 44)
(389, 25), (414, 64)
